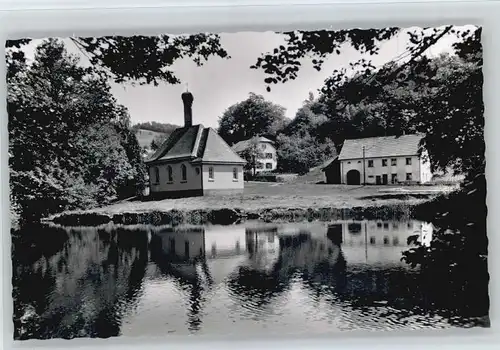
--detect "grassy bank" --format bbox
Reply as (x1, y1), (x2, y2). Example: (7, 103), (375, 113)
(44, 182), (456, 227)
(67, 182), (455, 214)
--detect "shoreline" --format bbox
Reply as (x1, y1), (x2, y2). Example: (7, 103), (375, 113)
(46, 200), (424, 227)
(27, 182), (457, 228)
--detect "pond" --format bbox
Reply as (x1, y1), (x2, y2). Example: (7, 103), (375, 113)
(11, 219), (488, 340)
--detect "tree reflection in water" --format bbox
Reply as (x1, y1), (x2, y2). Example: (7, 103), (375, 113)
(402, 174), (489, 327)
(12, 225), (149, 340)
(226, 227), (346, 313)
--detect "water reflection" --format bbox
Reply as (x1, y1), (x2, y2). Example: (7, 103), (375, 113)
(12, 218), (487, 340)
(12, 225), (148, 339)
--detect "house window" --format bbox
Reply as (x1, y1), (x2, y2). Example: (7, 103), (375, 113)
(265, 163), (272, 169)
(391, 174), (398, 184)
(357, 160), (361, 163)
(181, 164), (187, 182)
(195, 167), (200, 175)
(256, 162), (263, 169)
(382, 159), (388, 167)
(406, 173), (413, 181)
(368, 160), (374, 167)
(348, 223), (362, 234)
(208, 166), (214, 180)
(391, 158), (397, 166)
(153, 167), (160, 184)
(406, 157), (412, 165)
(167, 166), (173, 182)
(265, 153), (273, 159)
(233, 167), (238, 181)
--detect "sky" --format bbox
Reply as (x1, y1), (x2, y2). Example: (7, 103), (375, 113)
(20, 25), (476, 129)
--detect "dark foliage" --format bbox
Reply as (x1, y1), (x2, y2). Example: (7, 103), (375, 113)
(7, 39), (146, 224)
(217, 93), (289, 146)
(71, 34), (229, 86)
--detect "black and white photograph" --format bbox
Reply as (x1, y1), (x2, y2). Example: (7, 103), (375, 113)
(6, 24), (488, 340)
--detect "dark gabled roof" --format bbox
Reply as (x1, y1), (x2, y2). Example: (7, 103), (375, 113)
(146, 126), (193, 162)
(338, 134), (424, 161)
(320, 155), (339, 171)
(232, 136), (274, 153)
(146, 124), (246, 165)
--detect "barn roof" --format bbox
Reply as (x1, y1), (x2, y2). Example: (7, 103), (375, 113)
(145, 124), (246, 165)
(232, 136), (274, 153)
(320, 155), (339, 171)
(338, 134), (424, 161)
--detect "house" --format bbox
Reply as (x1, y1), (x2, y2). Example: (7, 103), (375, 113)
(145, 91), (247, 198)
(338, 134), (432, 185)
(232, 136), (278, 173)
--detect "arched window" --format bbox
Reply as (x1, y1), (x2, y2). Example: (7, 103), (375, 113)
(181, 164), (187, 181)
(154, 167), (160, 184)
(167, 165), (173, 182)
(233, 167), (238, 180)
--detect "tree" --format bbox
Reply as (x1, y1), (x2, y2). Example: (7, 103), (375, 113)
(238, 137), (265, 176)
(217, 93), (288, 145)
(150, 133), (169, 151)
(7, 39), (145, 223)
(250, 26), (465, 91)
(276, 133), (336, 175)
(74, 124), (137, 203)
(275, 102), (337, 174)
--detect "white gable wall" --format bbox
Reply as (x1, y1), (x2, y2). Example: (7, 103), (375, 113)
(149, 161), (203, 193)
(202, 164), (244, 191)
(255, 142), (278, 172)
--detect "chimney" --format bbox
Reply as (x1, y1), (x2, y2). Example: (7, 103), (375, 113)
(181, 91), (194, 127)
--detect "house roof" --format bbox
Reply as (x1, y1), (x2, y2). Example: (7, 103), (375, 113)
(145, 124), (246, 165)
(338, 134), (424, 161)
(320, 155), (339, 171)
(232, 136), (274, 153)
